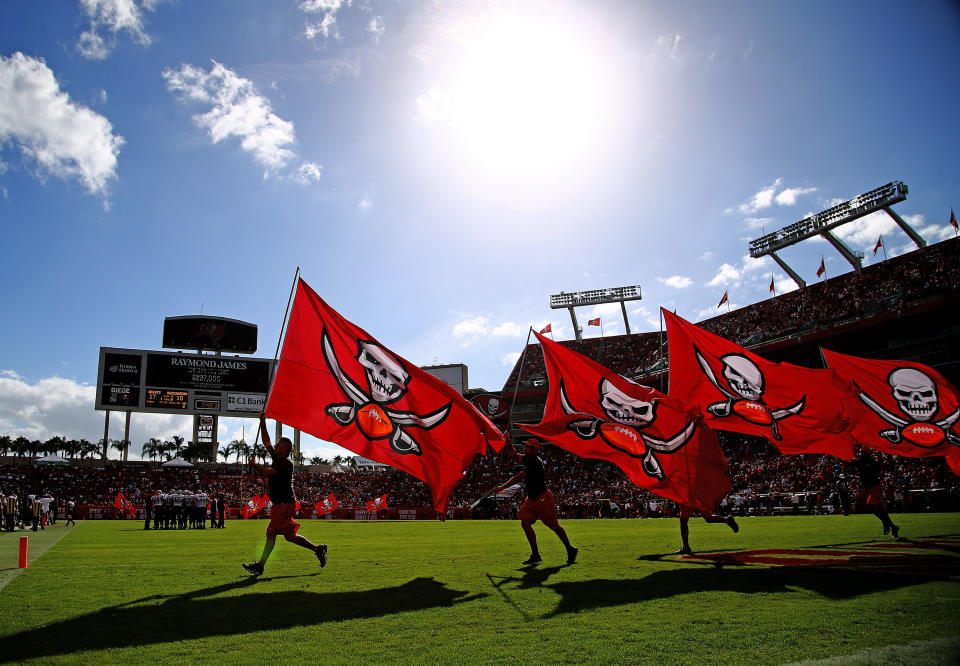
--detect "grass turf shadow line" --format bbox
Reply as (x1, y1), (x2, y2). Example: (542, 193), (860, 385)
(0, 576), (485, 662)
(542, 566), (947, 618)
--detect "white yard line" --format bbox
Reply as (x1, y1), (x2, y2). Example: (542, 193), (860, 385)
(0, 522), (80, 593)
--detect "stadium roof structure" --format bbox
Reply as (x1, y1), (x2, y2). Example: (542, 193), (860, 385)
(550, 285), (642, 342)
(748, 181), (924, 288)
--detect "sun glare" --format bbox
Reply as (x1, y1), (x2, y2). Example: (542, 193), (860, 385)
(423, 11), (617, 185)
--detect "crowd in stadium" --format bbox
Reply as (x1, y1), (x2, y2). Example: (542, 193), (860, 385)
(1, 430), (958, 521)
(504, 237), (960, 385)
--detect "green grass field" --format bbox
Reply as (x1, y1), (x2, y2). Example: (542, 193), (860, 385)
(1, 514), (958, 665)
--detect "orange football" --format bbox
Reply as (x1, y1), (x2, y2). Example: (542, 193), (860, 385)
(732, 400), (774, 425)
(356, 403), (394, 438)
(599, 422), (646, 456)
(902, 423), (944, 448)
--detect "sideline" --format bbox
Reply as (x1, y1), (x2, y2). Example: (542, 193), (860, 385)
(0, 522), (80, 593)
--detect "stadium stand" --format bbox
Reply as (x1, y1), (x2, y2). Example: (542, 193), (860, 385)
(0, 238), (957, 519)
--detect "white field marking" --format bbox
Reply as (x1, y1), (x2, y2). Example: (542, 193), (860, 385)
(0, 522), (80, 593)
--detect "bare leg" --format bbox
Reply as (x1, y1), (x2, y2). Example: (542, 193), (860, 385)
(521, 519), (541, 563)
(284, 533), (320, 552)
(257, 535), (277, 567)
(678, 516), (691, 553)
(547, 522), (572, 549)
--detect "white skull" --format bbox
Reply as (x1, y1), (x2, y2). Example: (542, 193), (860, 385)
(486, 398), (500, 415)
(599, 379), (656, 427)
(721, 354), (764, 400)
(889, 368), (937, 421)
(357, 341), (409, 403)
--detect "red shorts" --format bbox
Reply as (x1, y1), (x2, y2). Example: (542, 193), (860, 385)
(518, 490), (559, 528)
(266, 502), (300, 539)
(863, 484), (885, 507)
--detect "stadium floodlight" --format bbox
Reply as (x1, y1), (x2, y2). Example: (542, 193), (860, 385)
(748, 181), (924, 289)
(550, 285), (642, 341)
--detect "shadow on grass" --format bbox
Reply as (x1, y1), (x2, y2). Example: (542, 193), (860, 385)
(543, 566), (947, 618)
(0, 576), (484, 661)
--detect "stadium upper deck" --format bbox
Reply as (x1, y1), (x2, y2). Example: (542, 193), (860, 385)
(500, 236), (960, 425)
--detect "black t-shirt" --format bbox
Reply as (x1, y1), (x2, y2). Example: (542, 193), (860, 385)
(855, 456), (881, 487)
(268, 455), (296, 504)
(523, 452), (548, 500)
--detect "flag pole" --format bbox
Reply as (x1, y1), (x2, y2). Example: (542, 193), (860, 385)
(252, 266), (300, 458)
(476, 327), (535, 510)
(658, 307), (665, 393)
(882, 240), (887, 261)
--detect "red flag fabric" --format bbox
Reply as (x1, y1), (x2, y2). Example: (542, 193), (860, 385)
(951, 209), (958, 230)
(539, 323), (552, 334)
(664, 309), (855, 458)
(240, 493), (268, 519)
(519, 331), (731, 512)
(266, 279), (504, 513)
(587, 318), (601, 326)
(873, 236), (883, 255)
(816, 258), (826, 277)
(366, 494), (389, 511)
(768, 276), (775, 293)
(113, 492), (137, 518)
(822, 349), (960, 476)
(314, 493), (339, 515)
(717, 291), (728, 308)
(295, 499), (302, 512)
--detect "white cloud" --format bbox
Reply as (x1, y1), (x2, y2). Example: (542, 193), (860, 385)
(657, 275), (693, 289)
(501, 352), (521, 367)
(0, 371), (191, 451)
(916, 221), (956, 242)
(739, 178), (782, 214)
(357, 194), (372, 209)
(707, 262), (741, 287)
(300, 0), (344, 12)
(291, 161), (323, 184)
(301, 0), (346, 41)
(698, 251), (713, 261)
(368, 16), (385, 39)
(743, 216), (775, 230)
(775, 186), (817, 206)
(742, 39), (755, 60)
(77, 0), (156, 60)
(163, 61), (321, 182)
(452, 315), (488, 347)
(831, 209), (899, 248)
(654, 33), (684, 63)
(0, 53), (124, 198)
(492, 321), (527, 338)
(415, 86), (450, 124)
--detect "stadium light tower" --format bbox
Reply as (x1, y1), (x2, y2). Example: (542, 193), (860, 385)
(749, 181), (923, 289)
(550, 285), (642, 342)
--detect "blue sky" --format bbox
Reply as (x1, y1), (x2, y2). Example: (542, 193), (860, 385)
(1, 0), (958, 461)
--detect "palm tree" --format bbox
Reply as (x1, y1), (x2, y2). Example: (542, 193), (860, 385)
(232, 439), (249, 464)
(292, 451), (305, 465)
(218, 443), (233, 463)
(332, 455), (344, 465)
(252, 442), (268, 463)
(0, 435), (11, 457)
(110, 439), (127, 458)
(12, 437), (31, 458)
(44, 436), (66, 456)
(64, 439), (81, 459)
(141, 438), (161, 461)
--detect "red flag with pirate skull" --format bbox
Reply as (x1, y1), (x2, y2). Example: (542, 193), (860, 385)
(822, 349), (960, 476)
(664, 310), (855, 458)
(519, 331), (731, 512)
(314, 493), (338, 515)
(266, 279), (505, 512)
(366, 494), (389, 511)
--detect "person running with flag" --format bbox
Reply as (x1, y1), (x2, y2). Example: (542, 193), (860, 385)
(243, 414), (327, 575)
(853, 448), (899, 538)
(492, 437), (578, 566)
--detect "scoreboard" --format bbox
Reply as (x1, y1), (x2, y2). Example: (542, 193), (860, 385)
(95, 347), (274, 417)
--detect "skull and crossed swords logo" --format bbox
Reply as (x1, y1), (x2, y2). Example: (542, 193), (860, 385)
(559, 378), (696, 480)
(321, 328), (450, 456)
(858, 368), (960, 448)
(695, 348), (805, 441)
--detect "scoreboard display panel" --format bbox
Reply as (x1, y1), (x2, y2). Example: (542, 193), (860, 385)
(96, 347), (273, 417)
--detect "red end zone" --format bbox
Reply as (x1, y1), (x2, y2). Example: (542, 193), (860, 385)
(680, 537), (960, 576)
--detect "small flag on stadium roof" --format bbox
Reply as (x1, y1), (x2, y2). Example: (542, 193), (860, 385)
(873, 236), (883, 255)
(539, 323), (552, 334)
(588, 318), (600, 326)
(769, 275), (775, 294)
(816, 257), (826, 278)
(717, 291), (728, 308)
(951, 208), (958, 230)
